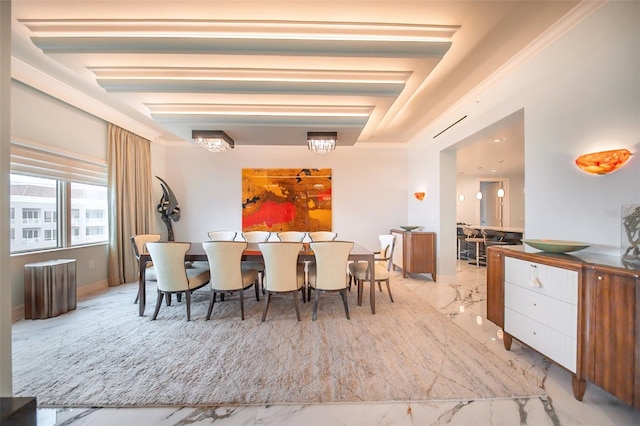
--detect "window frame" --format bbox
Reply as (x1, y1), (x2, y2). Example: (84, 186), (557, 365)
(10, 140), (108, 255)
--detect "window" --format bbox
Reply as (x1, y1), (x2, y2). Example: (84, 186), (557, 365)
(22, 208), (41, 224)
(22, 228), (40, 243)
(11, 176), (58, 252)
(44, 210), (57, 222)
(10, 228), (15, 240)
(10, 141), (108, 254)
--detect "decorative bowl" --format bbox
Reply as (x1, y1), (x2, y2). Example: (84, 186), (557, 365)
(522, 239), (591, 254)
(400, 225), (420, 232)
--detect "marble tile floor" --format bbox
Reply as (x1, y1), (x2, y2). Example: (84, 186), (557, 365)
(28, 262), (639, 425)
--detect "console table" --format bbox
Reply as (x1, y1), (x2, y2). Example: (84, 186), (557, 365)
(486, 245), (640, 408)
(390, 229), (437, 281)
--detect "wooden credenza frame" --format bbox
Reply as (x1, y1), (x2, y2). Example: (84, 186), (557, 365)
(390, 229), (436, 281)
(486, 245), (640, 408)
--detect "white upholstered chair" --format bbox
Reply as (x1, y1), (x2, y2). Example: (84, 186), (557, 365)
(308, 231), (337, 242)
(276, 231), (307, 242)
(145, 242), (210, 321)
(207, 230), (237, 241)
(241, 231), (271, 288)
(131, 233), (161, 304)
(308, 241), (354, 321)
(241, 231), (271, 243)
(348, 234), (396, 304)
(203, 241), (258, 320)
(259, 242), (306, 321)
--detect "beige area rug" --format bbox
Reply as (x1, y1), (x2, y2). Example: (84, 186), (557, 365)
(12, 276), (544, 407)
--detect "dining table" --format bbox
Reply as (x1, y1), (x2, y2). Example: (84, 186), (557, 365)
(137, 241), (376, 317)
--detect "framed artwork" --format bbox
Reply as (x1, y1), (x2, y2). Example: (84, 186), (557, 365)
(242, 168), (332, 232)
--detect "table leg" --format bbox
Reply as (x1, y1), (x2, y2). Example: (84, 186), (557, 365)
(138, 260), (146, 317)
(369, 255), (375, 314)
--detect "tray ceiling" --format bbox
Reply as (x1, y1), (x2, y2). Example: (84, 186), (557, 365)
(11, 1), (580, 149)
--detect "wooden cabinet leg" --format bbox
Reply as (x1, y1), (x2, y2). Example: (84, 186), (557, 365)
(503, 331), (513, 350)
(571, 375), (586, 401)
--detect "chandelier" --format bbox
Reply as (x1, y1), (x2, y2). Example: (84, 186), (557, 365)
(191, 130), (234, 153)
(307, 132), (337, 154)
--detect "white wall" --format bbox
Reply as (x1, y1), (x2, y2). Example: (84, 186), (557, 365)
(152, 144), (409, 251)
(456, 173), (525, 229)
(410, 1), (640, 278)
(9, 81), (109, 308)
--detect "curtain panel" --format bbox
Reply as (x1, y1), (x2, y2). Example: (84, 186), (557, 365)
(107, 123), (153, 286)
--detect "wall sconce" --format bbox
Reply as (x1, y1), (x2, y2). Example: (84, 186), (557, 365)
(476, 191), (483, 200)
(192, 130), (234, 153)
(414, 192), (426, 201)
(575, 149), (632, 175)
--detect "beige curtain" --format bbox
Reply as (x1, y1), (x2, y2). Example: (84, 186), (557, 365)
(107, 123), (154, 286)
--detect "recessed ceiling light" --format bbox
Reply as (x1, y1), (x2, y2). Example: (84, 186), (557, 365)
(493, 137), (506, 143)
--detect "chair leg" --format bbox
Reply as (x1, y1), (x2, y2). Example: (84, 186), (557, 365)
(177, 293), (182, 303)
(152, 291), (164, 320)
(293, 290), (301, 321)
(261, 292), (271, 322)
(312, 288), (319, 321)
(385, 279), (394, 302)
(134, 290), (139, 304)
(254, 279), (260, 302)
(341, 289), (350, 319)
(166, 293), (172, 306)
(377, 281), (383, 292)
(206, 291), (217, 320)
(240, 289), (245, 320)
(185, 291), (191, 321)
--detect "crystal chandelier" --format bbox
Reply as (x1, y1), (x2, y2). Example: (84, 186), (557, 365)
(307, 132), (337, 154)
(191, 130), (234, 153)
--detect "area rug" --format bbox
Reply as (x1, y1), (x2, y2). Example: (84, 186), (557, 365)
(11, 276), (544, 407)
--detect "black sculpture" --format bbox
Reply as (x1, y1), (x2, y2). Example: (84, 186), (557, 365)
(156, 176), (180, 241)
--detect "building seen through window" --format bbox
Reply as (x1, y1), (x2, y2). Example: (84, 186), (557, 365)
(10, 174), (108, 253)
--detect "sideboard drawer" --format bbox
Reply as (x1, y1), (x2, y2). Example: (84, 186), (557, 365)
(505, 257), (578, 304)
(505, 307), (577, 372)
(505, 283), (577, 339)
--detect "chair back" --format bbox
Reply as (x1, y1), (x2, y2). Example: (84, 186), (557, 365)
(277, 231), (307, 242)
(259, 242), (304, 292)
(462, 226), (477, 238)
(207, 230), (237, 241)
(131, 234), (161, 259)
(146, 242), (191, 292)
(308, 231), (337, 241)
(203, 241), (247, 291)
(310, 241), (353, 290)
(377, 234), (396, 271)
(242, 231), (271, 243)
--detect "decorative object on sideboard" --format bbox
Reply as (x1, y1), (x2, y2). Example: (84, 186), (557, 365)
(575, 148), (632, 175)
(192, 130), (234, 153)
(522, 239), (591, 254)
(414, 191), (425, 201)
(621, 204), (640, 266)
(400, 225), (420, 232)
(307, 131), (337, 154)
(156, 176), (180, 241)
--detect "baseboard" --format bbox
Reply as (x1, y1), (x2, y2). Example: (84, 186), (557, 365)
(77, 279), (109, 299)
(12, 279), (110, 323)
